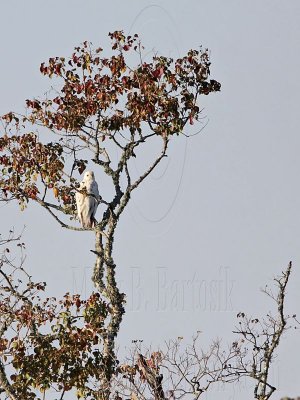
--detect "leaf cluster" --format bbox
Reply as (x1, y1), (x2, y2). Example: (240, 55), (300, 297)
(0, 240), (110, 399)
(0, 31), (220, 216)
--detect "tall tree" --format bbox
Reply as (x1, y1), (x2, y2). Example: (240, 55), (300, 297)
(0, 31), (220, 398)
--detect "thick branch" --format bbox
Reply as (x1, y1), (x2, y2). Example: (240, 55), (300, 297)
(35, 197), (86, 231)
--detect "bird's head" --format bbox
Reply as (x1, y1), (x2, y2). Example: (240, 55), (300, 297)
(83, 170), (95, 181)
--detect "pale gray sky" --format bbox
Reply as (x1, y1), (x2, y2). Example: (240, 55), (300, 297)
(1, 1), (300, 398)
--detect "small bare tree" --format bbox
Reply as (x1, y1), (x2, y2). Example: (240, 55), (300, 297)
(231, 263), (292, 399)
(113, 263), (294, 400)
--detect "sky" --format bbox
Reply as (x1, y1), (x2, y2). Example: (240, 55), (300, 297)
(1, 1), (300, 399)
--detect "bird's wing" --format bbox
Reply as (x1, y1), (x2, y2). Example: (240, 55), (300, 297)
(91, 181), (100, 198)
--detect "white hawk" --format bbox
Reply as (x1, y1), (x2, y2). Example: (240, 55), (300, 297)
(75, 171), (99, 228)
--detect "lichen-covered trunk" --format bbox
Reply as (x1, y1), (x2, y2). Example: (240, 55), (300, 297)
(92, 217), (125, 399)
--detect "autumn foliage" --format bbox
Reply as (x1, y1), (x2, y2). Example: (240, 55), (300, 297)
(0, 31), (224, 400)
(0, 30), (296, 400)
(0, 31), (220, 214)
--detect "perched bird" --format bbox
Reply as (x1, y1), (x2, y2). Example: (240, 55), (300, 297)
(75, 171), (99, 228)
